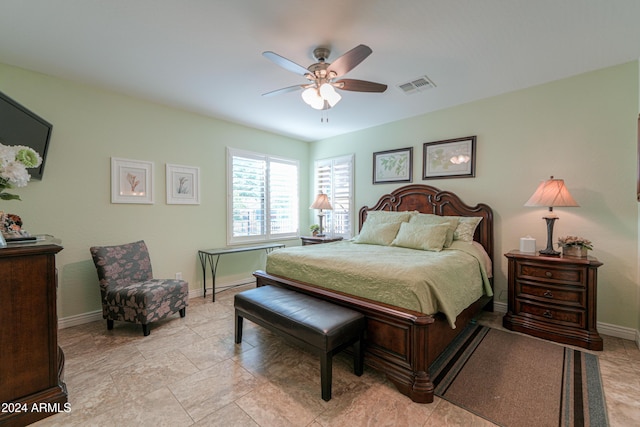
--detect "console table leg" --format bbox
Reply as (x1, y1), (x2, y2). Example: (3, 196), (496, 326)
(210, 254), (221, 302)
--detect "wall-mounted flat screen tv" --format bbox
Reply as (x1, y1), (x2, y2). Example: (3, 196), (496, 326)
(0, 91), (52, 180)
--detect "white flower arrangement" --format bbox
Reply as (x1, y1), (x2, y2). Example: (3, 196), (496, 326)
(0, 143), (42, 201)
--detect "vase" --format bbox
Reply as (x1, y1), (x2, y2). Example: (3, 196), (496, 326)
(562, 245), (588, 257)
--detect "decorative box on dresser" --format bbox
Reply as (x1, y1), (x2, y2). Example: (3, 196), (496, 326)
(0, 239), (68, 426)
(503, 250), (603, 351)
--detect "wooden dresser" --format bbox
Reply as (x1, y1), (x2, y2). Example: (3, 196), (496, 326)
(0, 239), (68, 426)
(503, 250), (603, 351)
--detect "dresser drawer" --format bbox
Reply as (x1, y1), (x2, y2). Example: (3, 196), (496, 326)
(515, 299), (585, 328)
(517, 281), (585, 308)
(516, 262), (584, 286)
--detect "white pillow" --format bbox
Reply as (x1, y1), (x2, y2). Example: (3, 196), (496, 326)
(353, 221), (402, 246)
(391, 222), (449, 252)
(409, 213), (459, 247)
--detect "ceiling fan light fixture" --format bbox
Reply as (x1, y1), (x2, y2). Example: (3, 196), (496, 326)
(320, 83), (341, 107)
(302, 87), (325, 109)
(264, 44), (385, 111)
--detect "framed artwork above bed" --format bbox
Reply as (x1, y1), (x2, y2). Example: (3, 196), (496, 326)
(423, 136), (476, 179)
(373, 147), (413, 184)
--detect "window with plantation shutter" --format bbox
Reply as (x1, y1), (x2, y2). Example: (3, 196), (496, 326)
(227, 148), (299, 244)
(314, 154), (354, 238)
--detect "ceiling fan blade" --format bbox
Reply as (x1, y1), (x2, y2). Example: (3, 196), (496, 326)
(262, 85), (306, 97)
(336, 79), (387, 93)
(263, 51), (310, 76)
(328, 44), (372, 77)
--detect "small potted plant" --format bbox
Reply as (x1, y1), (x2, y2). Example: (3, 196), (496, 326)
(557, 236), (593, 257)
(310, 224), (320, 236)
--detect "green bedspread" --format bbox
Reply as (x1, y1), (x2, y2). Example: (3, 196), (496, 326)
(266, 240), (492, 328)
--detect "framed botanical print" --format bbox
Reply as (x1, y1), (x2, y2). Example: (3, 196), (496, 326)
(423, 136), (476, 179)
(373, 147), (413, 184)
(166, 164), (200, 205)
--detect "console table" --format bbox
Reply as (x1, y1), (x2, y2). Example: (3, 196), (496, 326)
(198, 243), (285, 301)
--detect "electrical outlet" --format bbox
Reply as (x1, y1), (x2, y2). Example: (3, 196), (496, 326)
(175, 272), (182, 280)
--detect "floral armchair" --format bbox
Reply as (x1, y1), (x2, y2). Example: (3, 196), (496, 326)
(89, 240), (188, 336)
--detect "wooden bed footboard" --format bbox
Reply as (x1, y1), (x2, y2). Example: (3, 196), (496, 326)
(253, 270), (488, 403)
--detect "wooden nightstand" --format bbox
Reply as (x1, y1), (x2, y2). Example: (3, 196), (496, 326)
(301, 236), (344, 246)
(503, 250), (603, 351)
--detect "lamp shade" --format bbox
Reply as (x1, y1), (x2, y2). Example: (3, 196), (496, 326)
(524, 176), (579, 209)
(310, 193), (333, 210)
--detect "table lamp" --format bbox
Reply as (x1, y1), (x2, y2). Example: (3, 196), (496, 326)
(310, 192), (333, 237)
(524, 176), (579, 256)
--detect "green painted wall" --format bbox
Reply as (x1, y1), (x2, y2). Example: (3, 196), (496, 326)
(312, 61), (639, 330)
(1, 63), (309, 319)
(2, 60), (639, 332)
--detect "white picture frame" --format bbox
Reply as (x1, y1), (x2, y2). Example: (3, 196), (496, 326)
(166, 164), (200, 205)
(111, 157), (154, 204)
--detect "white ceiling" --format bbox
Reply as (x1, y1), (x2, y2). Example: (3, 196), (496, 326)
(1, 1), (640, 142)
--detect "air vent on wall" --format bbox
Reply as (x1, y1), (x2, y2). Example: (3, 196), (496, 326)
(396, 75), (436, 95)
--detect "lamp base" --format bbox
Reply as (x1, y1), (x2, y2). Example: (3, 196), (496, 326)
(539, 247), (561, 256)
(539, 216), (560, 256)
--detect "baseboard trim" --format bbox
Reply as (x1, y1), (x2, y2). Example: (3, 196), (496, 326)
(597, 321), (639, 343)
(58, 310), (103, 329)
(58, 276), (256, 329)
(493, 301), (507, 313)
(189, 276), (254, 299)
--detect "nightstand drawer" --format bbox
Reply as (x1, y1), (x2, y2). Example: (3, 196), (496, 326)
(518, 282), (585, 308)
(517, 262), (584, 286)
(516, 299), (585, 328)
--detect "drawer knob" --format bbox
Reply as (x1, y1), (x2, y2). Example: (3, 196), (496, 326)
(543, 290), (554, 298)
(543, 310), (553, 319)
(545, 271), (553, 278)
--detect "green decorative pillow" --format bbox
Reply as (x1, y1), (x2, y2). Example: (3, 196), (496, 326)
(391, 222), (449, 251)
(409, 213), (459, 247)
(364, 210), (412, 225)
(451, 216), (483, 242)
(353, 221), (402, 246)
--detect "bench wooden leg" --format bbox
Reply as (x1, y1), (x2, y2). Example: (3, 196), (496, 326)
(353, 335), (364, 376)
(235, 312), (243, 344)
(321, 352), (332, 401)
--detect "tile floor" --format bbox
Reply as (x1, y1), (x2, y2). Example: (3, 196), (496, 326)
(33, 285), (640, 427)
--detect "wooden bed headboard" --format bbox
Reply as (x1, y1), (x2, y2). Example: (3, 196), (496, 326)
(358, 184), (494, 264)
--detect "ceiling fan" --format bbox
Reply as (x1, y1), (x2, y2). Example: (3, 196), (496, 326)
(262, 44), (387, 110)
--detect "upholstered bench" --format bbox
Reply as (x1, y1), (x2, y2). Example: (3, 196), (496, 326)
(234, 285), (366, 401)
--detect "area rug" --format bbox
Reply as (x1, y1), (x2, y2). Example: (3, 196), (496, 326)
(429, 324), (608, 427)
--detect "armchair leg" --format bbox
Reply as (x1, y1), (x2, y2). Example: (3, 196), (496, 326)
(142, 324), (150, 336)
(179, 307), (186, 318)
(107, 319), (114, 330)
